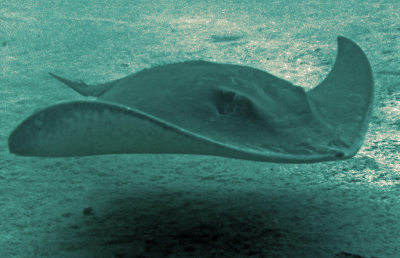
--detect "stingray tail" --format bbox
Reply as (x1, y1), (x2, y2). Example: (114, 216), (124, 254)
(49, 72), (117, 97)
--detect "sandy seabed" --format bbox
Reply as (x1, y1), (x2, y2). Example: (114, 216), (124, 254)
(1, 0), (399, 257)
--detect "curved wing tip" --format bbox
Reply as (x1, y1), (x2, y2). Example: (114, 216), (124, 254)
(337, 36), (349, 41)
(337, 36), (356, 48)
(8, 134), (25, 156)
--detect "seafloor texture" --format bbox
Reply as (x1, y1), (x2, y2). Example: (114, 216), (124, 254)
(1, 0), (399, 257)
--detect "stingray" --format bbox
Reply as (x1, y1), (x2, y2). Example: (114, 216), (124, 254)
(8, 36), (374, 163)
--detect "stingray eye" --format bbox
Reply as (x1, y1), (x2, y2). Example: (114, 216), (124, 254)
(213, 90), (259, 119)
(213, 90), (237, 115)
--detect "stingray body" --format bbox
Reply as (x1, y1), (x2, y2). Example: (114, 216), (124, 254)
(8, 37), (374, 163)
